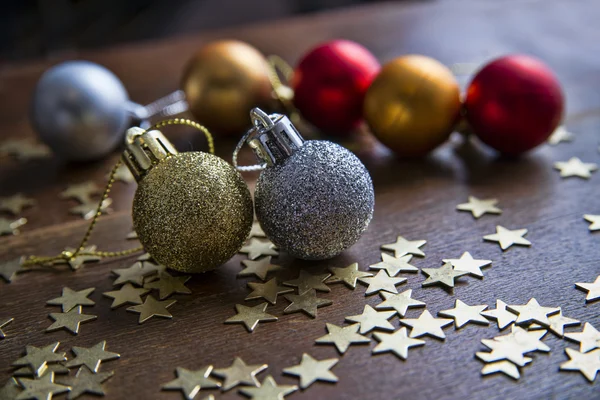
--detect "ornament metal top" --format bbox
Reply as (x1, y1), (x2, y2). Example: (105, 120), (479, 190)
(247, 108), (374, 260)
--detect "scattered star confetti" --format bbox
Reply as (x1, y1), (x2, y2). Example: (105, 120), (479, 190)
(12, 342), (67, 377)
(495, 325), (550, 353)
(438, 299), (489, 328)
(456, 196), (502, 219)
(381, 235), (426, 257)
(212, 357), (267, 392)
(144, 272), (192, 300)
(239, 238), (278, 260)
(64, 341), (120, 373)
(0, 317), (14, 339)
(239, 256), (282, 281)
(46, 287), (95, 312)
(14, 363), (70, 377)
(481, 300), (518, 330)
(483, 225), (531, 250)
(442, 252), (491, 278)
(506, 298), (559, 326)
(375, 289), (426, 317)
(162, 366), (220, 400)
(345, 305), (395, 334)
(53, 246), (101, 271)
(69, 198), (112, 220)
(530, 309), (581, 337)
(583, 214), (600, 231)
(59, 366), (113, 400)
(0, 256), (25, 282)
(559, 348), (600, 382)
(554, 157), (598, 179)
(547, 125), (574, 145)
(480, 359), (531, 380)
(327, 263), (373, 289)
(372, 327), (425, 360)
(369, 253), (418, 276)
(60, 181), (100, 204)
(283, 289), (332, 318)
(564, 322), (600, 353)
(246, 278), (293, 305)
(477, 340), (531, 367)
(112, 262), (158, 286)
(421, 263), (468, 288)
(283, 353), (338, 389)
(110, 164), (135, 184)
(46, 306), (97, 335)
(400, 310), (453, 340)
(0, 139), (52, 161)
(0, 193), (36, 215)
(315, 323), (371, 354)
(249, 221), (266, 238)
(127, 231), (139, 240)
(17, 372), (70, 400)
(103, 283), (150, 309)
(283, 270), (331, 293)
(0, 378), (21, 399)
(358, 270), (406, 295)
(239, 375), (297, 400)
(126, 295), (176, 324)
(575, 276), (600, 302)
(225, 303), (277, 332)
(0, 217), (27, 236)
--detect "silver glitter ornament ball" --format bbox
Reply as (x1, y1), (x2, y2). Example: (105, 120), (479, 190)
(249, 109), (374, 260)
(30, 61), (130, 161)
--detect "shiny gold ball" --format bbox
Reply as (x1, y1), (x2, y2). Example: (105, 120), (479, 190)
(132, 152), (253, 273)
(364, 55), (461, 157)
(181, 40), (273, 135)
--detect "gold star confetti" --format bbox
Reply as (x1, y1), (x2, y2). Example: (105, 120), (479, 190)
(239, 256), (282, 281)
(46, 287), (95, 312)
(477, 341), (531, 367)
(64, 341), (120, 373)
(369, 254), (418, 276)
(381, 235), (426, 257)
(283, 289), (332, 318)
(0, 378), (21, 399)
(315, 323), (370, 354)
(127, 231), (139, 240)
(110, 164), (135, 184)
(246, 278), (293, 305)
(481, 300), (517, 330)
(559, 348), (600, 382)
(442, 252), (491, 278)
(456, 196), (502, 219)
(400, 310), (453, 340)
(144, 272), (192, 300)
(126, 295), (176, 324)
(480, 359), (531, 380)
(576, 276), (600, 302)
(327, 263), (373, 289)
(554, 157), (598, 179)
(438, 300), (489, 328)
(0, 217), (26, 236)
(495, 325), (550, 353)
(421, 263), (468, 288)
(483, 225), (531, 250)
(283, 270), (331, 293)
(12, 342), (67, 377)
(564, 322), (600, 353)
(225, 303), (277, 332)
(0, 317), (14, 339)
(59, 366), (113, 400)
(547, 125), (574, 145)
(112, 262), (158, 286)
(0, 139), (51, 161)
(60, 181), (100, 204)
(249, 221), (266, 238)
(358, 270), (406, 295)
(584, 214), (600, 231)
(283, 353), (338, 389)
(375, 289), (426, 317)
(53, 246), (101, 271)
(17, 372), (70, 400)
(372, 327), (425, 360)
(0, 193), (36, 215)
(239, 238), (278, 260)
(0, 256), (25, 282)
(506, 298), (559, 326)
(103, 283), (149, 309)
(530, 309), (580, 337)
(162, 366), (220, 400)
(46, 306), (97, 335)
(69, 198), (112, 220)
(14, 363), (70, 377)
(212, 357), (267, 391)
(345, 305), (395, 334)
(239, 375), (297, 400)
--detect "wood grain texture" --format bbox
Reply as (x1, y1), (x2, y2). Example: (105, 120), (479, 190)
(1, 1), (600, 399)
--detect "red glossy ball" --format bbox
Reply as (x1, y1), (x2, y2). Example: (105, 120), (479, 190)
(465, 54), (564, 155)
(291, 40), (380, 134)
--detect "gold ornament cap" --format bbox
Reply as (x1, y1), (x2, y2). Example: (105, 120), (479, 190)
(247, 108), (304, 166)
(122, 127), (178, 181)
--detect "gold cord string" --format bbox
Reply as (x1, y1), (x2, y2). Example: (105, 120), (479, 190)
(266, 55), (298, 117)
(147, 118), (215, 155)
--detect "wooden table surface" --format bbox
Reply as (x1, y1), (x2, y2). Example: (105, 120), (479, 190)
(1, 1), (600, 399)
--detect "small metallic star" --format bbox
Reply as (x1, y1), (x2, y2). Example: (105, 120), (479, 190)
(315, 323), (371, 354)
(0, 256), (25, 282)
(381, 235), (426, 257)
(53, 246), (101, 271)
(126, 295), (176, 324)
(530, 309), (580, 337)
(212, 357), (267, 391)
(376, 289), (426, 317)
(110, 164), (135, 184)
(575, 276), (600, 302)
(246, 278), (293, 305)
(283, 353), (338, 389)
(162, 366), (220, 400)
(46, 287), (95, 312)
(283, 270), (331, 293)
(480, 359), (531, 380)
(483, 225), (531, 250)
(456, 196), (502, 219)
(345, 305), (395, 334)
(239, 375), (297, 400)
(144, 272), (192, 300)
(0, 139), (51, 161)
(60, 181), (100, 204)
(481, 300), (518, 330)
(421, 263), (468, 288)
(547, 125), (574, 145)
(438, 299), (489, 328)
(46, 306), (97, 335)
(0, 378), (21, 399)
(0, 217), (27, 236)
(584, 214), (600, 232)
(17, 372), (70, 400)
(239, 238), (278, 260)
(283, 289), (332, 318)
(14, 364), (69, 377)
(239, 256), (282, 281)
(0, 317), (14, 339)
(442, 252), (492, 278)
(400, 310), (453, 340)
(69, 199), (112, 220)
(358, 270), (406, 296)
(64, 341), (120, 373)
(225, 302), (277, 332)
(327, 263), (373, 289)
(372, 327), (425, 360)
(127, 231), (139, 240)
(112, 261), (158, 286)
(564, 322), (600, 353)
(477, 341), (530, 367)
(249, 221), (266, 238)
(507, 298), (559, 326)
(369, 253), (418, 276)
(103, 283), (149, 308)
(59, 366), (113, 400)
(12, 342), (67, 377)
(554, 157), (598, 179)
(0, 193), (36, 215)
(494, 325), (550, 353)
(559, 348), (600, 382)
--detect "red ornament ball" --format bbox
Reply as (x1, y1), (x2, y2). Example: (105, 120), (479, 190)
(465, 54), (564, 155)
(291, 40), (380, 134)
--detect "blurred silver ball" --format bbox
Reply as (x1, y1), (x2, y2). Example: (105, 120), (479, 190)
(255, 140), (374, 260)
(30, 61), (130, 161)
